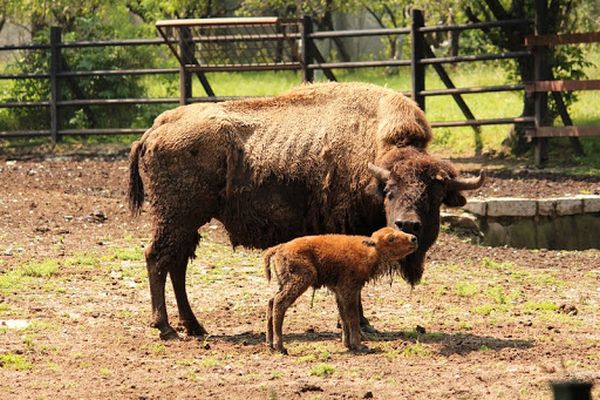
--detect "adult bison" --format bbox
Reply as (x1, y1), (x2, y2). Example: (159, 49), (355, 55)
(128, 82), (484, 339)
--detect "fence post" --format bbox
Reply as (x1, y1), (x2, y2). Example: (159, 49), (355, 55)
(49, 26), (62, 143)
(178, 27), (192, 105)
(411, 9), (426, 111)
(534, 0), (550, 166)
(301, 15), (314, 83)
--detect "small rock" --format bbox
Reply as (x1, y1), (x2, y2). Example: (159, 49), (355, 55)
(363, 391), (374, 399)
(540, 364), (556, 373)
(415, 325), (426, 335)
(299, 384), (323, 393)
(558, 304), (578, 316)
(203, 343), (210, 350)
(35, 226), (50, 233)
(3, 248), (13, 256)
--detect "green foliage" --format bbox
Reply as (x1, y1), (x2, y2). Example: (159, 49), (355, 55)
(2, 3), (158, 132)
(0, 353), (33, 371)
(309, 363), (336, 377)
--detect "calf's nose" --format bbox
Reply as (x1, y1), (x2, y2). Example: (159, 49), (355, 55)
(409, 235), (418, 245)
(395, 219), (421, 234)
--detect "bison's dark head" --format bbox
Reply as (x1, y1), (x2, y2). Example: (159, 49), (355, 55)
(366, 147), (484, 285)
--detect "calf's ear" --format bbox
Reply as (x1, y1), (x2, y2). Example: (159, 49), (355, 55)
(443, 191), (467, 207)
(362, 239), (376, 247)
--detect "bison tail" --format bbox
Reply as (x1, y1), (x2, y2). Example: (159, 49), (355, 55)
(263, 246), (279, 282)
(128, 140), (145, 216)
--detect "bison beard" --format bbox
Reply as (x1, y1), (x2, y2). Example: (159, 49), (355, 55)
(128, 82), (484, 339)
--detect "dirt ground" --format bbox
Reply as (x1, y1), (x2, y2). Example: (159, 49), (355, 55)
(0, 151), (599, 399)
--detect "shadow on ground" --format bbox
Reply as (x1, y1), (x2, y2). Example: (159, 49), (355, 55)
(208, 329), (533, 356)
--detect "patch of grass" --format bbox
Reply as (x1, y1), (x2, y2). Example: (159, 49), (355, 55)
(99, 367), (111, 377)
(42, 281), (66, 294)
(20, 260), (60, 277)
(458, 321), (473, 331)
(401, 342), (431, 358)
(482, 257), (516, 272)
(309, 363), (336, 377)
(47, 362), (61, 372)
(0, 353), (33, 370)
(0, 259), (62, 294)
(271, 371), (284, 380)
(21, 335), (35, 350)
(523, 302), (558, 313)
(455, 282), (479, 297)
(22, 320), (57, 334)
(296, 354), (317, 364)
(531, 273), (566, 288)
(472, 303), (510, 316)
(149, 343), (166, 355)
(200, 356), (220, 368)
(64, 253), (99, 267)
(111, 247), (144, 261)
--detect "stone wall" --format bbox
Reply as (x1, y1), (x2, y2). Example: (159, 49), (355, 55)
(443, 195), (600, 250)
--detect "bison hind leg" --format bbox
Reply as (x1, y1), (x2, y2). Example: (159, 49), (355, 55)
(146, 218), (209, 340)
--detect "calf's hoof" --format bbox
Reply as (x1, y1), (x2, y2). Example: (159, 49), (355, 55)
(347, 343), (370, 353)
(271, 345), (288, 355)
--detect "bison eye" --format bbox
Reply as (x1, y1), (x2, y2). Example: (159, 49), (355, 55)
(387, 235), (395, 243)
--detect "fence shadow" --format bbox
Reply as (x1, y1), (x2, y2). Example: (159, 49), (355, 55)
(207, 328), (533, 356)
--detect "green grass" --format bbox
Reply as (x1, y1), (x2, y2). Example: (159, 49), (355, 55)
(0, 353), (33, 371)
(309, 363), (336, 377)
(454, 282), (480, 297)
(19, 260), (60, 278)
(0, 259), (61, 294)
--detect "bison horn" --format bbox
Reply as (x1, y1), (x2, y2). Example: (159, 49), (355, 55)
(446, 169), (485, 191)
(368, 162), (391, 182)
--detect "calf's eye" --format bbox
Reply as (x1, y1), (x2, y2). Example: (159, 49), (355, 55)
(387, 235), (395, 243)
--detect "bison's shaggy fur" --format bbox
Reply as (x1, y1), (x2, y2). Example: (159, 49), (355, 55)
(263, 227), (417, 353)
(128, 81), (483, 339)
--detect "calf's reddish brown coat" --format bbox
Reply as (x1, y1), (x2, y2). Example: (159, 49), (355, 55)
(263, 227), (417, 354)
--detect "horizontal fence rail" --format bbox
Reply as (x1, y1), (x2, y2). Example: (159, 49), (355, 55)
(0, 12), (549, 143)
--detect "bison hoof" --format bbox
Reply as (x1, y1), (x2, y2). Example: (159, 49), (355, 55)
(184, 322), (208, 337)
(279, 348), (289, 355)
(360, 323), (379, 335)
(159, 328), (180, 341)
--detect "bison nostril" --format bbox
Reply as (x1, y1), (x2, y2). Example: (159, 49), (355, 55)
(396, 220), (421, 234)
(410, 235), (417, 244)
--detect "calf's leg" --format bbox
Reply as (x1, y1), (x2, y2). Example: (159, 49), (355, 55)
(337, 289), (365, 351)
(266, 297), (274, 348)
(272, 268), (314, 354)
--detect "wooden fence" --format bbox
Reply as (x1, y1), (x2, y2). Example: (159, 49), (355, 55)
(0, 0), (598, 165)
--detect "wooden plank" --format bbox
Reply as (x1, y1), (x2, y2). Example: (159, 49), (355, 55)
(527, 126), (600, 137)
(525, 80), (600, 92)
(525, 31), (600, 46)
(156, 17), (280, 27)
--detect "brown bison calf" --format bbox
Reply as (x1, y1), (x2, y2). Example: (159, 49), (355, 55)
(263, 227), (417, 354)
